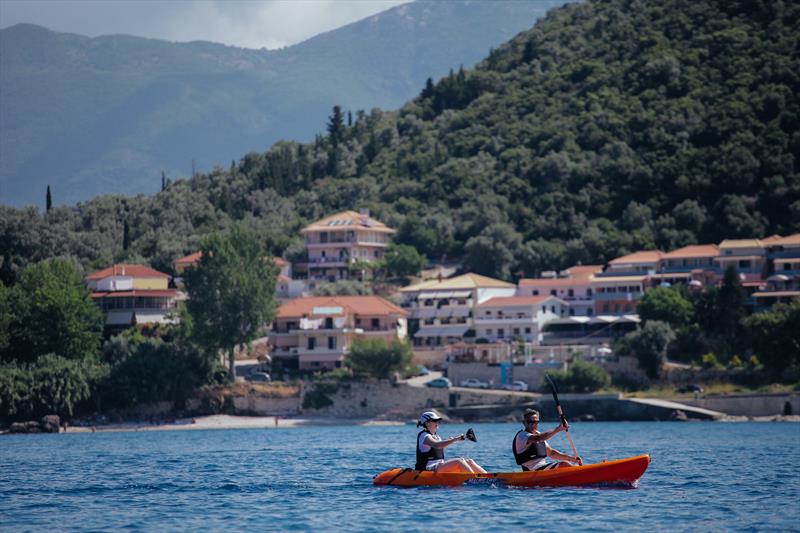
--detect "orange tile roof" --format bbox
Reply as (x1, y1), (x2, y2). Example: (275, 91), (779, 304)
(301, 210), (395, 234)
(86, 264), (169, 280)
(718, 239), (764, 249)
(770, 233), (800, 246)
(609, 251), (663, 265)
(662, 244), (719, 259)
(173, 251), (203, 265)
(276, 296), (408, 319)
(478, 295), (564, 307)
(174, 251), (288, 268)
(761, 234), (784, 243)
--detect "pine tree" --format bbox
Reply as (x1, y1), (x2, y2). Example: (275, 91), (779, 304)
(347, 110), (352, 127)
(123, 220), (130, 251)
(46, 185), (52, 212)
(327, 105), (345, 147)
(161, 171), (166, 191)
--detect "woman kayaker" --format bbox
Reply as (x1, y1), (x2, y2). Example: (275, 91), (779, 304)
(513, 408), (581, 471)
(416, 411), (487, 473)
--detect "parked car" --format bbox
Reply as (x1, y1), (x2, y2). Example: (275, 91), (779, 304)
(426, 377), (452, 389)
(502, 381), (529, 392)
(248, 371), (272, 382)
(460, 378), (489, 389)
(678, 384), (703, 394)
(417, 366), (431, 376)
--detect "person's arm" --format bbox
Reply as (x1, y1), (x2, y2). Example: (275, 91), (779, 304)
(547, 446), (581, 465)
(425, 434), (465, 449)
(526, 423), (566, 445)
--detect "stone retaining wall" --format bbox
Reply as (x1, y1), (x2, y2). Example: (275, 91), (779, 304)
(675, 393), (800, 417)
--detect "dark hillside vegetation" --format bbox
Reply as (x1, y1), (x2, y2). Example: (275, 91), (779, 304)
(1, 0), (798, 281)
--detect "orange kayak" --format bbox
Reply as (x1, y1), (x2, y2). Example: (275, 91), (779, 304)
(373, 454), (650, 488)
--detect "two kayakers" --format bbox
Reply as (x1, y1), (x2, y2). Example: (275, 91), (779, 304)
(416, 411), (487, 473)
(513, 408), (582, 471)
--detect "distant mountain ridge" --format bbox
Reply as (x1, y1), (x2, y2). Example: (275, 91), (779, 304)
(0, 0), (566, 206)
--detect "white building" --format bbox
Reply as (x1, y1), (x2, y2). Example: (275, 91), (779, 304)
(473, 295), (567, 343)
(398, 273), (517, 348)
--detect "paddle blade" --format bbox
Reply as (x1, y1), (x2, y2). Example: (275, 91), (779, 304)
(465, 428), (476, 442)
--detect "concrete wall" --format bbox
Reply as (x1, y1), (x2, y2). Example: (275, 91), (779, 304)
(675, 393), (800, 417)
(302, 381), (533, 419)
(446, 362), (565, 389)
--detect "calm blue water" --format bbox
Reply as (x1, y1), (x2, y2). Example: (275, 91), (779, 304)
(2, 422), (799, 532)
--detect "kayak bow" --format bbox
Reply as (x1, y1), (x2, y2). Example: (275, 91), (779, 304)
(373, 454), (650, 488)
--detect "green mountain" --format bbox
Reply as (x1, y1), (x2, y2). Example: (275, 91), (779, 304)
(0, 0), (565, 207)
(1, 0), (797, 281)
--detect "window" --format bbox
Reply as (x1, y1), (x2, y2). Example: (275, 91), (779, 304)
(587, 289), (593, 297)
(487, 329), (493, 335)
(355, 318), (361, 326)
(371, 318), (380, 329)
(325, 317), (333, 329)
(551, 305), (556, 313)
(602, 304), (609, 313)
(569, 309), (575, 316)
(624, 304), (632, 313)
(328, 337), (336, 350)
(307, 337), (316, 350)
(550, 290), (557, 296)
(498, 329), (504, 337)
(568, 289), (574, 297)
(533, 290), (539, 296)
(739, 260), (751, 269)
(525, 327), (531, 334)
(513, 328), (520, 335)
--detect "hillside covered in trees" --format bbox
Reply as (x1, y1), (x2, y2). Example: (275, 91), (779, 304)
(1, 0), (798, 282)
(0, 0), (564, 207)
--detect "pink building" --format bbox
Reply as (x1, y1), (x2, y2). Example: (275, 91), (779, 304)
(299, 209), (394, 284)
(517, 265), (602, 317)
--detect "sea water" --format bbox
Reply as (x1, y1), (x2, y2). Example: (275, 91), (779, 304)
(1, 422), (799, 531)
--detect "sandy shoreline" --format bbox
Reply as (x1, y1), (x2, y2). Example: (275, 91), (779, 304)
(61, 414), (405, 433)
(57, 413), (800, 434)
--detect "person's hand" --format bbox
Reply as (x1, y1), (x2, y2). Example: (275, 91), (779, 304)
(573, 456), (583, 465)
(459, 434), (466, 441)
(561, 420), (570, 431)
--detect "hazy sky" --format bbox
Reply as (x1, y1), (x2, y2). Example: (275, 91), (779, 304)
(0, 0), (410, 49)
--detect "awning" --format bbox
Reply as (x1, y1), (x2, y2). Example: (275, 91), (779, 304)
(134, 311), (178, 324)
(547, 316), (591, 325)
(414, 326), (470, 338)
(417, 290), (471, 300)
(752, 291), (800, 298)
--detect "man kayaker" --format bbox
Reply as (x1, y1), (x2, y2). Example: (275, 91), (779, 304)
(416, 411), (487, 473)
(512, 408), (581, 471)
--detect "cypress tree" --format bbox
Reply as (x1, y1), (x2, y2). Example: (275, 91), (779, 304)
(46, 185), (52, 212)
(123, 220), (130, 251)
(161, 171), (166, 191)
(327, 105), (345, 146)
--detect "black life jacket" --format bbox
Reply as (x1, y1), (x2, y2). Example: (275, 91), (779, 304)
(512, 429), (547, 466)
(415, 429), (445, 470)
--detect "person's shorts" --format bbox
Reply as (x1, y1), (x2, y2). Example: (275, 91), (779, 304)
(426, 459), (445, 471)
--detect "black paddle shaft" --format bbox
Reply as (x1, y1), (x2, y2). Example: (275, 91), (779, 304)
(545, 373), (569, 426)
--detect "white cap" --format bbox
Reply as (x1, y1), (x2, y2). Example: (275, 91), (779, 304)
(417, 411), (443, 427)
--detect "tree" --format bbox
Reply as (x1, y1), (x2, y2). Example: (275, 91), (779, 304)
(546, 359), (611, 393)
(184, 227), (278, 382)
(384, 243), (426, 278)
(46, 185), (52, 212)
(348, 338), (413, 379)
(29, 354), (97, 418)
(2, 259), (104, 363)
(463, 224), (522, 280)
(715, 266), (746, 357)
(620, 321), (676, 379)
(123, 220), (131, 251)
(637, 286), (694, 328)
(743, 299), (800, 375)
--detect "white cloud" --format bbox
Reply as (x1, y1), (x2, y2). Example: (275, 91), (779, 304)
(0, 0), (410, 49)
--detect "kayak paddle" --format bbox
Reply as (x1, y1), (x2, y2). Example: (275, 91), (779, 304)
(545, 373), (582, 465)
(465, 428), (476, 442)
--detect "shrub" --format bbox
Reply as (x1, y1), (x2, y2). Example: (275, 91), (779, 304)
(348, 338), (413, 379)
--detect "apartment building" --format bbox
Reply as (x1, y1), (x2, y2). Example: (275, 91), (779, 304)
(714, 239), (768, 282)
(268, 296), (408, 371)
(473, 295), (567, 343)
(299, 209), (394, 284)
(399, 273), (516, 348)
(86, 264), (177, 327)
(517, 264), (602, 316)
